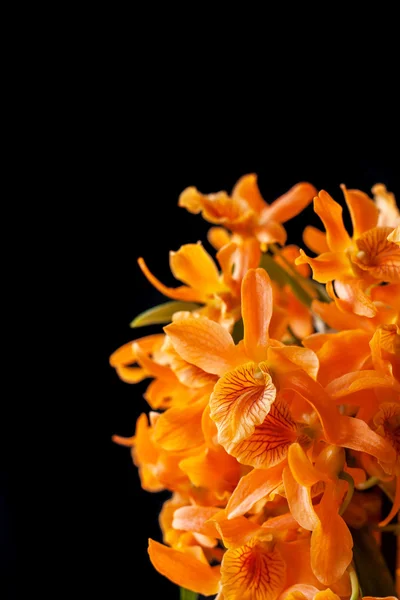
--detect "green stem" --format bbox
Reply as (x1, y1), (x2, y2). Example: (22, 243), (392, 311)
(356, 475), (380, 490)
(372, 523), (400, 533)
(348, 564), (360, 600)
(180, 588), (198, 600)
(339, 471), (355, 516)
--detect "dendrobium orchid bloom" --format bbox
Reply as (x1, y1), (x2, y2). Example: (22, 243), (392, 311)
(297, 186), (400, 317)
(179, 173), (317, 247)
(111, 175), (400, 599)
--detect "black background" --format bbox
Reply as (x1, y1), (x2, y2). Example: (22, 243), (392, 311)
(101, 127), (399, 599)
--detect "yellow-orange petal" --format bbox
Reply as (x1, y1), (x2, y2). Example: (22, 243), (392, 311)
(152, 398), (207, 451)
(148, 539), (220, 596)
(288, 443), (325, 487)
(114, 365), (148, 384)
(333, 278), (377, 318)
(278, 585), (320, 600)
(208, 226), (232, 250)
(267, 345), (319, 381)
(254, 220), (288, 245)
(164, 314), (237, 376)
(224, 397), (298, 469)
(172, 506), (220, 538)
(232, 173), (268, 214)
(314, 190), (352, 252)
(303, 225), (330, 254)
(314, 591), (341, 600)
(388, 225), (400, 244)
(170, 243), (224, 296)
(295, 249), (351, 283)
(264, 182), (317, 224)
(210, 511), (267, 549)
(226, 462), (285, 519)
(283, 466), (319, 531)
(310, 484), (353, 585)
(354, 227), (400, 282)
(341, 184), (379, 238)
(221, 540), (286, 600)
(242, 268), (273, 362)
(210, 361), (277, 446)
(138, 257), (202, 302)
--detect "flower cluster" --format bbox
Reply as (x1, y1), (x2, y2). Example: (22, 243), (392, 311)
(111, 175), (400, 600)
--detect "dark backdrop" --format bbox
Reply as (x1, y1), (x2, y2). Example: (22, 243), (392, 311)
(101, 131), (398, 599)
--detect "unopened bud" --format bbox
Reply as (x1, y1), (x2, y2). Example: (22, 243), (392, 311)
(315, 445), (346, 479)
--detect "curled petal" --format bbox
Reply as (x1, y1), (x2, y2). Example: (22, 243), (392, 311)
(208, 226), (232, 250)
(210, 361), (276, 446)
(295, 250), (351, 283)
(314, 190), (352, 252)
(221, 540), (286, 600)
(288, 443), (325, 487)
(210, 511), (267, 549)
(148, 539), (220, 596)
(310, 484), (353, 585)
(283, 466), (319, 531)
(232, 173), (268, 214)
(341, 184), (379, 238)
(387, 225), (400, 244)
(332, 279), (377, 318)
(138, 257), (202, 302)
(169, 243), (224, 296)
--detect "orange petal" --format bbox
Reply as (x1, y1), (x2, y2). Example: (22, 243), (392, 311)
(232, 173), (268, 214)
(288, 443), (325, 487)
(172, 506), (220, 537)
(341, 184), (379, 238)
(109, 335), (164, 367)
(295, 249), (351, 283)
(314, 190), (352, 252)
(208, 226), (232, 250)
(226, 462), (285, 519)
(224, 397), (298, 469)
(164, 314), (237, 376)
(388, 225), (400, 244)
(267, 345), (319, 381)
(138, 257), (202, 302)
(314, 591), (341, 600)
(325, 370), (400, 400)
(242, 268), (273, 361)
(255, 220), (288, 245)
(170, 243), (223, 296)
(210, 511), (267, 548)
(263, 182), (317, 224)
(152, 398), (207, 451)
(221, 540), (286, 600)
(332, 278), (377, 318)
(114, 365), (148, 384)
(210, 361), (277, 446)
(217, 240), (261, 297)
(310, 484), (353, 585)
(179, 447), (241, 495)
(133, 342), (177, 382)
(379, 475), (400, 527)
(148, 539), (220, 596)
(278, 585), (319, 600)
(311, 300), (376, 332)
(283, 466), (319, 531)
(303, 225), (330, 254)
(353, 227), (400, 282)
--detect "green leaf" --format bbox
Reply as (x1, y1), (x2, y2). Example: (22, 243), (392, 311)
(351, 526), (396, 596)
(180, 587), (198, 600)
(130, 301), (201, 328)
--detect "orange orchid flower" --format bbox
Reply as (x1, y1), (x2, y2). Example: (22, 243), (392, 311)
(179, 173), (317, 247)
(296, 186), (400, 317)
(138, 239), (261, 328)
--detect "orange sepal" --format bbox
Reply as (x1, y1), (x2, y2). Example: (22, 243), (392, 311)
(341, 184), (379, 238)
(310, 484), (353, 585)
(314, 190), (352, 252)
(152, 398), (207, 451)
(138, 257), (202, 302)
(263, 182), (317, 224)
(242, 268), (273, 362)
(148, 539), (220, 596)
(172, 505), (220, 538)
(295, 249), (351, 283)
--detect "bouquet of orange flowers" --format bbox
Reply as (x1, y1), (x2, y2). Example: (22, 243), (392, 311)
(111, 175), (400, 600)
